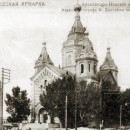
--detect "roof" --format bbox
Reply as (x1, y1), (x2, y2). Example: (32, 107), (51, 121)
(98, 70), (117, 85)
(35, 42), (54, 69)
(100, 47), (118, 71)
(72, 14), (84, 33)
(98, 70), (111, 81)
(77, 75), (98, 82)
(47, 64), (73, 77)
(31, 63), (73, 81)
(68, 3), (86, 41)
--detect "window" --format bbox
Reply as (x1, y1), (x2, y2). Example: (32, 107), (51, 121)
(94, 65), (96, 74)
(115, 72), (117, 78)
(68, 55), (71, 65)
(81, 64), (84, 73)
(89, 63), (91, 72)
(40, 85), (43, 93)
(44, 80), (47, 87)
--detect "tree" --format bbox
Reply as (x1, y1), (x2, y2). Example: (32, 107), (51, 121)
(121, 88), (130, 126)
(40, 76), (101, 128)
(40, 76), (75, 128)
(101, 80), (120, 127)
(5, 86), (30, 123)
(77, 81), (101, 127)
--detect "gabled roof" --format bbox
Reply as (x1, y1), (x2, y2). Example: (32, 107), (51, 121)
(98, 70), (111, 81)
(47, 64), (73, 77)
(98, 70), (117, 85)
(31, 63), (73, 81)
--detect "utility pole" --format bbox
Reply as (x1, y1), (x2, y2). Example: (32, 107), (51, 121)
(0, 81), (2, 130)
(120, 105), (122, 128)
(75, 76), (77, 130)
(0, 68), (10, 130)
(75, 92), (77, 130)
(65, 95), (68, 130)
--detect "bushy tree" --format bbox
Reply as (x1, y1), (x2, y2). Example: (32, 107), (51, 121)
(40, 76), (75, 127)
(40, 76), (101, 128)
(77, 81), (101, 127)
(5, 86), (30, 123)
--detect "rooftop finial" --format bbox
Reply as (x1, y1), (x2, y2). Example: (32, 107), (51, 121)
(107, 40), (110, 51)
(42, 33), (46, 46)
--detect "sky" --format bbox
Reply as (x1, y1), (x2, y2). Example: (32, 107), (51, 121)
(0, 0), (130, 117)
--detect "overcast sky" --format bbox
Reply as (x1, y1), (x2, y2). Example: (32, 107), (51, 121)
(0, 0), (130, 117)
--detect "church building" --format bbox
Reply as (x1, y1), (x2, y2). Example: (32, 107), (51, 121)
(30, 2), (118, 123)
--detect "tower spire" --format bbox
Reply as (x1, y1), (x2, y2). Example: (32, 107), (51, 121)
(107, 40), (110, 51)
(100, 45), (118, 72)
(100, 45), (118, 81)
(35, 37), (54, 70)
(42, 33), (46, 45)
(68, 2), (85, 37)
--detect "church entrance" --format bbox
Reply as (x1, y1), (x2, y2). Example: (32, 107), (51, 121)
(39, 108), (48, 123)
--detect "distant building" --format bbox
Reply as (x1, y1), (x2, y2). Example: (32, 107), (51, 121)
(30, 2), (119, 123)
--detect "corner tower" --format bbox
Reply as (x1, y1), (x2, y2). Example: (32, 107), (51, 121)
(100, 47), (118, 82)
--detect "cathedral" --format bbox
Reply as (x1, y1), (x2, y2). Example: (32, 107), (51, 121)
(30, 2), (118, 124)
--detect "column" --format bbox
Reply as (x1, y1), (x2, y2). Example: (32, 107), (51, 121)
(40, 113), (44, 123)
(47, 115), (51, 123)
(35, 114), (39, 123)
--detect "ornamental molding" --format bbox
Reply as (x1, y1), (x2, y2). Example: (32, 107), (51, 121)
(33, 65), (60, 86)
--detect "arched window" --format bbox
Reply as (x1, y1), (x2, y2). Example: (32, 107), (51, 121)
(94, 65), (96, 74)
(81, 64), (84, 73)
(89, 63), (91, 72)
(40, 85), (43, 94)
(68, 55), (71, 65)
(44, 80), (47, 86)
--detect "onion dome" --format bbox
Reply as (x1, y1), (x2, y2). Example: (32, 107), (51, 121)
(35, 41), (54, 70)
(100, 47), (118, 71)
(74, 3), (82, 12)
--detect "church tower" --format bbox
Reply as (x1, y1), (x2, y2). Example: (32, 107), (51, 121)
(62, 3), (86, 74)
(31, 41), (54, 123)
(62, 2), (98, 82)
(100, 47), (118, 82)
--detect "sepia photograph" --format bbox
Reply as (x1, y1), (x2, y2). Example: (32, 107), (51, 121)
(0, 0), (130, 130)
